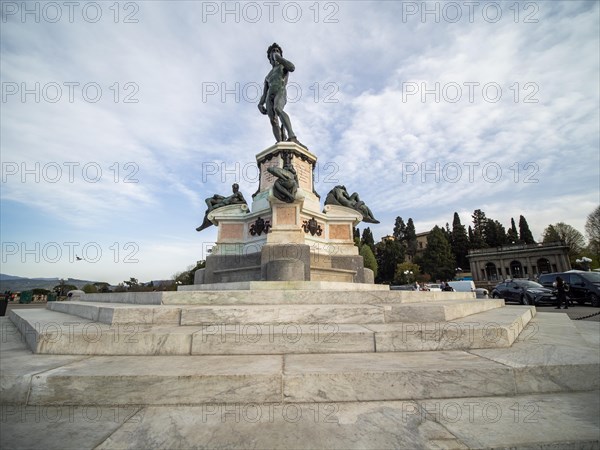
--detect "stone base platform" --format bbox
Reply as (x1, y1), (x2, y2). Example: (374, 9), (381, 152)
(1, 314), (598, 449)
(75, 288), (474, 305)
(9, 305), (533, 355)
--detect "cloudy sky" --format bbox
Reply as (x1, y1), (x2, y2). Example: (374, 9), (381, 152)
(1, 1), (598, 284)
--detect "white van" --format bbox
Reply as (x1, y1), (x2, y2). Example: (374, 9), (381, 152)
(447, 281), (489, 299)
(447, 280), (475, 292)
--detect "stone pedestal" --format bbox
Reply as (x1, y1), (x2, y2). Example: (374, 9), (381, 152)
(199, 142), (370, 284)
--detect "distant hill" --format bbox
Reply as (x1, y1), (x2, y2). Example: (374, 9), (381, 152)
(0, 274), (28, 281)
(0, 274), (109, 292)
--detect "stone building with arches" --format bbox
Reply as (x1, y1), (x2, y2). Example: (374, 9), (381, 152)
(467, 241), (571, 283)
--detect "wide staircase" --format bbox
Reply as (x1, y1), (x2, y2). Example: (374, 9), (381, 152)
(2, 285), (599, 449)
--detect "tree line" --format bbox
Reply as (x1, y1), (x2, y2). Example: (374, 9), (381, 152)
(356, 205), (600, 285)
(75, 260), (207, 293)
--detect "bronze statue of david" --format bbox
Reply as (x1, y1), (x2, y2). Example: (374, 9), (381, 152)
(258, 43), (305, 148)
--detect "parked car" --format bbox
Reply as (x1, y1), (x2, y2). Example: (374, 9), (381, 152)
(447, 280), (489, 299)
(448, 280), (475, 292)
(491, 279), (556, 306)
(425, 283), (442, 292)
(538, 271), (600, 307)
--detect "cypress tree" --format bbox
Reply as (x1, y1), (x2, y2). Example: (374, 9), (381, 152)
(451, 212), (470, 269)
(393, 217), (406, 241)
(405, 218), (418, 259)
(361, 227), (376, 252)
(484, 219), (507, 247)
(507, 218), (519, 244)
(375, 239), (404, 284)
(471, 209), (488, 248)
(421, 226), (455, 281)
(519, 215), (535, 244)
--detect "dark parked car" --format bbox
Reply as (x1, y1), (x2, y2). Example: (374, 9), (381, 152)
(491, 279), (556, 306)
(538, 271), (600, 307)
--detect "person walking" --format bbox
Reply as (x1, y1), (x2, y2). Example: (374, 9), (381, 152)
(554, 276), (568, 309)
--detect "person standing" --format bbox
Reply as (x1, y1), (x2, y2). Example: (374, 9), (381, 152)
(554, 276), (568, 309)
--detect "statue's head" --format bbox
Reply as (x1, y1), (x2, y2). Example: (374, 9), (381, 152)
(267, 43), (283, 61)
(232, 183), (239, 192)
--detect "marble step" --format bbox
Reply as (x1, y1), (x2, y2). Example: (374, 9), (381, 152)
(2, 313), (598, 407)
(367, 305), (535, 352)
(48, 298), (503, 326)
(48, 301), (181, 325)
(193, 305), (532, 354)
(79, 288), (474, 305)
(384, 298), (504, 323)
(14, 346), (599, 407)
(8, 306), (534, 355)
(9, 309), (374, 356)
(2, 316), (598, 450)
(179, 299), (505, 325)
(9, 309), (196, 356)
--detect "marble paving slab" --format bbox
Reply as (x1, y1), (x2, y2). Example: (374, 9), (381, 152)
(4, 392), (593, 449)
(2, 400), (467, 450)
(417, 391), (600, 449)
(574, 320), (600, 348)
(0, 318), (87, 403)
(468, 313), (600, 394)
(1, 404), (142, 450)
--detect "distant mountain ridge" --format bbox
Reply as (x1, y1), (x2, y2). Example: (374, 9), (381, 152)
(0, 274), (108, 292)
(0, 274), (29, 281)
